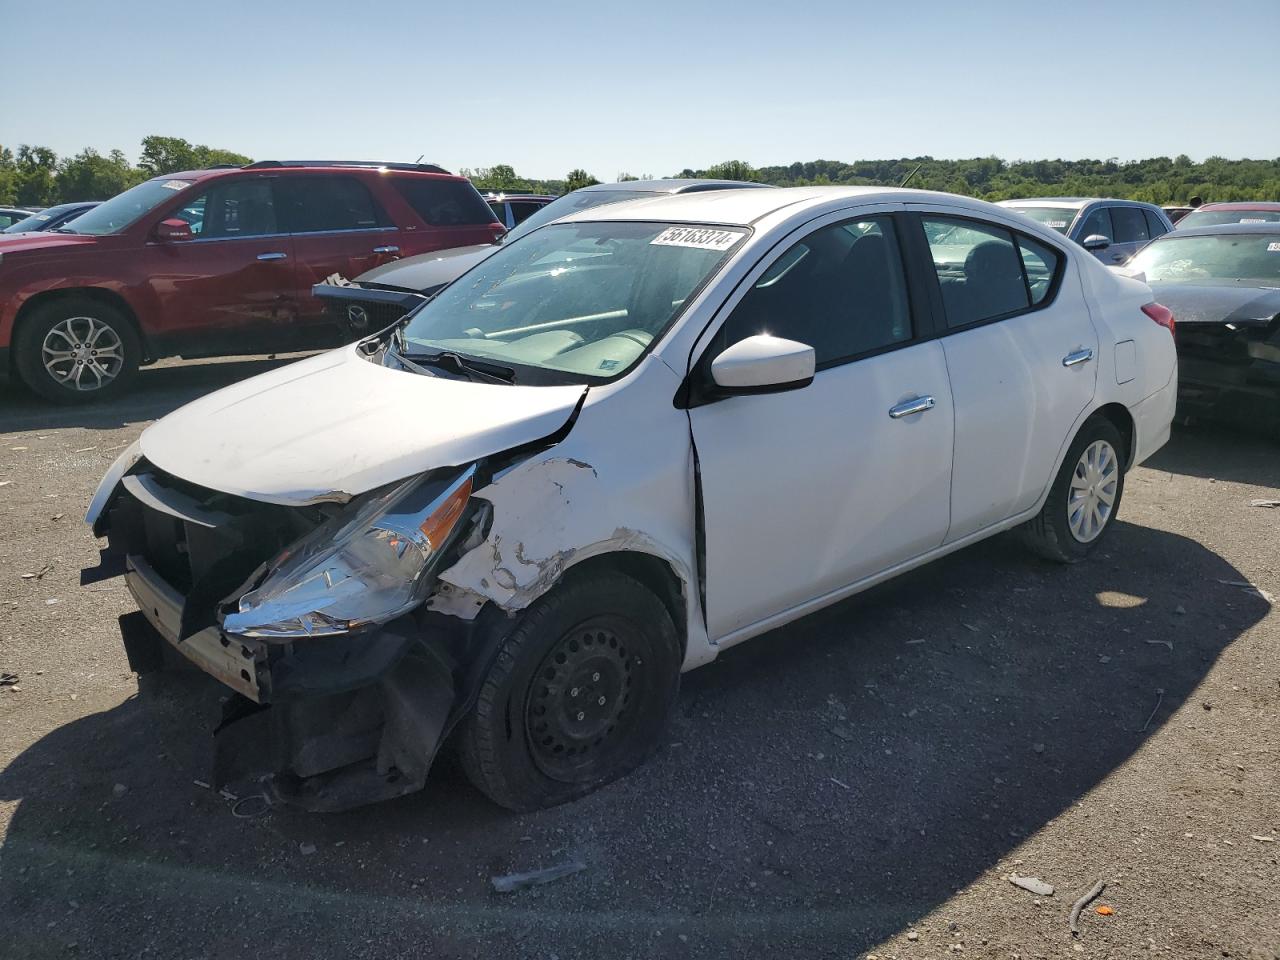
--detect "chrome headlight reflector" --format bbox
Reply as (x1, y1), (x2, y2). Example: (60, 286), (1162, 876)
(220, 466), (476, 639)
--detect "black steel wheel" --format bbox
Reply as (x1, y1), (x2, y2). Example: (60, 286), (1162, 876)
(458, 570), (680, 811)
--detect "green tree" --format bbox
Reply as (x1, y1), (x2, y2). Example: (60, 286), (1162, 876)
(139, 135), (249, 175)
(14, 145), (59, 206)
(0, 146), (16, 205)
(565, 168), (600, 192)
(56, 148), (141, 201)
(702, 160), (757, 182)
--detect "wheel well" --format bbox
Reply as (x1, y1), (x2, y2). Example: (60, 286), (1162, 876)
(13, 288), (149, 363)
(1092, 402), (1136, 469)
(562, 551), (688, 657)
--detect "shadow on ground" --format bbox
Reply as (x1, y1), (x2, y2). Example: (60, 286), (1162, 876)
(1145, 423), (1280, 487)
(0, 519), (1266, 958)
(0, 355), (309, 435)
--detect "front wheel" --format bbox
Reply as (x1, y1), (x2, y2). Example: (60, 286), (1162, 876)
(13, 297), (141, 403)
(1020, 415), (1126, 563)
(457, 570), (681, 811)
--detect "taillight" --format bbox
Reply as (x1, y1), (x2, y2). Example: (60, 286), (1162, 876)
(1142, 302), (1175, 337)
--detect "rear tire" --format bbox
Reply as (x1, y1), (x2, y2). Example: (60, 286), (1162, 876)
(457, 570), (681, 811)
(1020, 414), (1126, 563)
(14, 297), (141, 403)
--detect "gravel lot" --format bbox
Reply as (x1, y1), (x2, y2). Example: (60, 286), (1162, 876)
(1, 357), (1277, 960)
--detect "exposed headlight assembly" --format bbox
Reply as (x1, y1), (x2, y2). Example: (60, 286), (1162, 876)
(220, 466), (476, 639)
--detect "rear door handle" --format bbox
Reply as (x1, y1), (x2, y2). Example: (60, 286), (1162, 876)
(373, 245), (400, 255)
(256, 252), (288, 261)
(888, 395), (936, 419)
(1062, 348), (1094, 367)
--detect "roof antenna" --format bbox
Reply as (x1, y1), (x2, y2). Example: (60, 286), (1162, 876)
(899, 163), (923, 188)
(415, 154), (425, 164)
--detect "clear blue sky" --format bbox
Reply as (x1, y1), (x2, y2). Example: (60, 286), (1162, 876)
(2, 0), (1277, 180)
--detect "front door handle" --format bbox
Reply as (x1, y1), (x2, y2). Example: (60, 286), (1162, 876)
(888, 395), (936, 419)
(372, 245), (400, 255)
(256, 252), (288, 261)
(1062, 348), (1094, 367)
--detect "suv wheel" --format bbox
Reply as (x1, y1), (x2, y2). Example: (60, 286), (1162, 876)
(458, 570), (681, 811)
(1020, 414), (1126, 563)
(14, 298), (141, 403)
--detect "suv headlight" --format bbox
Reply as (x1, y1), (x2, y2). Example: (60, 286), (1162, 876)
(220, 466), (475, 639)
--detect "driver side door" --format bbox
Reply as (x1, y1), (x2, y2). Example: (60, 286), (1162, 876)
(686, 208), (955, 645)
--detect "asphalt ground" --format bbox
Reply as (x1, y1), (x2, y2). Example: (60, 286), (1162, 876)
(0, 356), (1277, 960)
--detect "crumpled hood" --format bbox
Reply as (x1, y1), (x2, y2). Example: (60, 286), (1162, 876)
(356, 244), (497, 291)
(139, 345), (585, 506)
(1150, 281), (1280, 325)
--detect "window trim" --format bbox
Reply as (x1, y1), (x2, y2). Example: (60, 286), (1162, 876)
(908, 211), (1067, 335)
(679, 206), (933, 408)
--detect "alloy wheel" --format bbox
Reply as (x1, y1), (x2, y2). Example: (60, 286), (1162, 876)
(41, 315), (125, 392)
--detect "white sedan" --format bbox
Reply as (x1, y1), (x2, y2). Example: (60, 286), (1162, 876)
(86, 187), (1178, 812)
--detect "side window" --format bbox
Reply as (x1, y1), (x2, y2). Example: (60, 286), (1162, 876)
(921, 217), (1029, 328)
(509, 201), (545, 225)
(173, 180), (276, 238)
(393, 178), (500, 226)
(1112, 206), (1151, 244)
(1017, 235), (1062, 306)
(279, 176), (390, 233)
(1078, 207), (1114, 242)
(715, 216), (912, 366)
(1142, 208), (1168, 238)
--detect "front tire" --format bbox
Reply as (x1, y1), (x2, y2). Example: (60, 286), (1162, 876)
(14, 297), (141, 403)
(458, 570), (681, 811)
(1020, 414), (1126, 563)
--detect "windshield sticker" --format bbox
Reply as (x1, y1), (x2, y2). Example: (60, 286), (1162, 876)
(160, 180), (188, 191)
(598, 358), (621, 370)
(1268, 242), (1280, 252)
(650, 226), (743, 251)
(1240, 218), (1266, 224)
(1046, 220), (1068, 228)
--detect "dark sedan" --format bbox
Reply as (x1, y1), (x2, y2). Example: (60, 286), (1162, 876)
(1123, 223), (1280, 433)
(2, 201), (101, 233)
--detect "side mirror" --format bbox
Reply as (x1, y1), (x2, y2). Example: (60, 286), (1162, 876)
(1082, 234), (1111, 251)
(710, 335), (815, 393)
(155, 218), (193, 242)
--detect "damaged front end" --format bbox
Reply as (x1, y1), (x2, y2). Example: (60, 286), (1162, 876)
(86, 456), (500, 812)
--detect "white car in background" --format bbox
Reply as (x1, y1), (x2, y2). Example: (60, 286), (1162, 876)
(87, 187), (1178, 813)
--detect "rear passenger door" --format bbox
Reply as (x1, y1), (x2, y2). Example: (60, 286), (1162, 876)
(910, 208), (1098, 543)
(278, 175), (402, 331)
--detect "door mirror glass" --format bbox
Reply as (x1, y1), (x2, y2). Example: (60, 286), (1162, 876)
(1082, 234), (1111, 251)
(710, 335), (815, 392)
(155, 218), (194, 242)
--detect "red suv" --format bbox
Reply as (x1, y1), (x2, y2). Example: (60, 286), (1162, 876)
(0, 161), (505, 402)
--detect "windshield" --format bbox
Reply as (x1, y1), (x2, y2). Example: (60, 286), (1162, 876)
(61, 178), (193, 235)
(505, 189), (660, 242)
(1177, 208), (1280, 229)
(1129, 233), (1280, 283)
(402, 220), (746, 383)
(3, 209), (57, 233)
(1003, 206), (1078, 234)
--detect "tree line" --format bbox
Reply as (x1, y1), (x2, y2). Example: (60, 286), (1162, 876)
(3, 137), (1277, 207)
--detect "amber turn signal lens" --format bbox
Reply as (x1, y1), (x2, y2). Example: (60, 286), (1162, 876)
(419, 475), (473, 549)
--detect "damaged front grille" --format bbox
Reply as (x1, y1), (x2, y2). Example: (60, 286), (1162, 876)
(106, 462), (329, 639)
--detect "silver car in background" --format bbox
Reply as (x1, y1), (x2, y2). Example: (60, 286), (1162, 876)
(999, 197), (1174, 264)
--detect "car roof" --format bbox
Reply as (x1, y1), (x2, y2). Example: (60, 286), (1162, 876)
(154, 163), (468, 184)
(999, 197), (1162, 211)
(1193, 201), (1280, 211)
(484, 193), (555, 201)
(1156, 222), (1280, 238)
(578, 178), (775, 195)
(559, 186), (1002, 227)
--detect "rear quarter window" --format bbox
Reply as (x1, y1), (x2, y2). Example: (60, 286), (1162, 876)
(393, 178), (499, 227)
